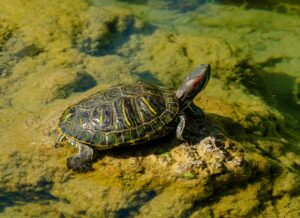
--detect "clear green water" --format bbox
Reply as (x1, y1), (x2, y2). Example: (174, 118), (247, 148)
(0, 0), (300, 217)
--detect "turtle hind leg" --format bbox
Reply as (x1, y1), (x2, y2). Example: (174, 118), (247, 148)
(67, 140), (94, 172)
(176, 114), (197, 144)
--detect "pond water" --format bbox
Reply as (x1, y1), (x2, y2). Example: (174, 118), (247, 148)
(0, 0), (299, 217)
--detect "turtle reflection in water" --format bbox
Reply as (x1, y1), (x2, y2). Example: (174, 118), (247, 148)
(55, 64), (211, 172)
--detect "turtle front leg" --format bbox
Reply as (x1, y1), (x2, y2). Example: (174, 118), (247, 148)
(176, 115), (187, 141)
(176, 114), (199, 144)
(184, 102), (204, 119)
(67, 140), (94, 172)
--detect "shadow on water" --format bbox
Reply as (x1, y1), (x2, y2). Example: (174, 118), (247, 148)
(115, 190), (157, 218)
(77, 16), (156, 57)
(233, 61), (300, 134)
(182, 166), (284, 218)
(55, 71), (97, 99)
(208, 112), (300, 168)
(116, 0), (149, 4)
(132, 71), (164, 85)
(96, 132), (181, 161)
(215, 0), (299, 13)
(261, 73), (300, 119)
(0, 180), (58, 212)
(97, 0), (299, 13)
(0, 43), (43, 78)
(206, 113), (249, 140)
(115, 0), (206, 12)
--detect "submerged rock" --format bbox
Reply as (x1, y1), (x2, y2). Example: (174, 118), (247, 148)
(74, 7), (136, 56)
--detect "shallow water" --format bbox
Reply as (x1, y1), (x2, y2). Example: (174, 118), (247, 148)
(0, 0), (300, 217)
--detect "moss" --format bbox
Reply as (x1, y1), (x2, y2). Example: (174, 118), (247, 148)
(182, 172), (196, 180)
(273, 171), (300, 197)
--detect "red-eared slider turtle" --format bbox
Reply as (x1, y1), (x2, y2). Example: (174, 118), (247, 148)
(55, 64), (211, 172)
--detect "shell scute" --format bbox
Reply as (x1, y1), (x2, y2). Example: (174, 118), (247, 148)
(59, 82), (179, 148)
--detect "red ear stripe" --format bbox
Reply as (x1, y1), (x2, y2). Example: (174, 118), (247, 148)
(192, 75), (203, 91)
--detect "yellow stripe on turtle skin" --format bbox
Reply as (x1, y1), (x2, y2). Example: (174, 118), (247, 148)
(128, 139), (136, 145)
(54, 129), (67, 147)
(62, 113), (72, 122)
(99, 110), (103, 124)
(58, 127), (94, 146)
(141, 96), (157, 115)
(122, 100), (131, 127)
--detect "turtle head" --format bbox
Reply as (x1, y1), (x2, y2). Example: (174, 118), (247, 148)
(176, 64), (211, 106)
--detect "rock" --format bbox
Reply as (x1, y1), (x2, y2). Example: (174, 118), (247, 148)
(75, 7), (136, 56)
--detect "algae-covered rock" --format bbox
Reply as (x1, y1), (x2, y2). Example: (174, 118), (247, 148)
(75, 7), (135, 56)
(49, 118), (256, 218)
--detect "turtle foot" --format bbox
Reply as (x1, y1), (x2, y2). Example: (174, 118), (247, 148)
(67, 156), (93, 172)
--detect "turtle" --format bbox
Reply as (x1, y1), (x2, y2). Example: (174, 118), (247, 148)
(55, 64), (211, 172)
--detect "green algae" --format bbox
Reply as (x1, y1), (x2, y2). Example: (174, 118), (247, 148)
(0, 0), (300, 217)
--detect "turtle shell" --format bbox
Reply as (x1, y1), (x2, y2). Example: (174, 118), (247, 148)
(58, 82), (179, 150)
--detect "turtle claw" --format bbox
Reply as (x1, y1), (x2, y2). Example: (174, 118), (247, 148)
(67, 156), (93, 172)
(54, 132), (67, 148)
(54, 142), (64, 148)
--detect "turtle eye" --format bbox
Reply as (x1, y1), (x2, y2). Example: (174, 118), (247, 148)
(82, 112), (89, 117)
